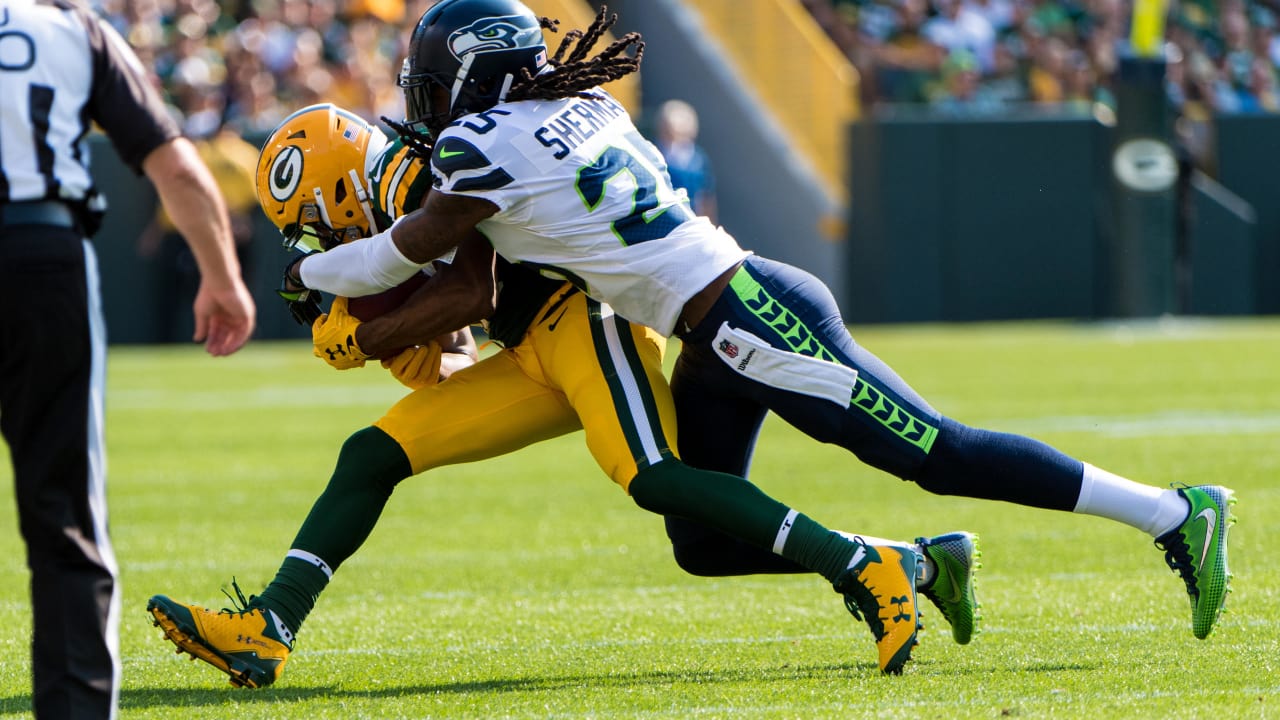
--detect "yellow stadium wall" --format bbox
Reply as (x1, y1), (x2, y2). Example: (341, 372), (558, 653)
(683, 0), (859, 203)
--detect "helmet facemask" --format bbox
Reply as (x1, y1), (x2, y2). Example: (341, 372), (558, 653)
(280, 168), (377, 253)
(399, 61), (456, 141)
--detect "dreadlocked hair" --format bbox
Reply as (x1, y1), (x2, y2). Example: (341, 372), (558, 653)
(381, 115), (432, 159)
(505, 5), (643, 104)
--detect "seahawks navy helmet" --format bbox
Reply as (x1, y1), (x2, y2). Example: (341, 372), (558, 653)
(399, 0), (548, 139)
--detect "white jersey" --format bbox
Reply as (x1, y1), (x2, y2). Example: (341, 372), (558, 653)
(429, 89), (749, 336)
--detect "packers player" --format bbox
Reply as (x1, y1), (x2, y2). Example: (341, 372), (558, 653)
(289, 0), (1238, 666)
(147, 103), (974, 686)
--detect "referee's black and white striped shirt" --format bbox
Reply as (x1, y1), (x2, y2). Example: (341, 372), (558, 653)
(0, 0), (178, 204)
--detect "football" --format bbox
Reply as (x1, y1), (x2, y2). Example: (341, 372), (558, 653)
(346, 271), (430, 322)
(345, 271), (431, 359)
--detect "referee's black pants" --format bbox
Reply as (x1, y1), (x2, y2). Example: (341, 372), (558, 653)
(0, 225), (118, 719)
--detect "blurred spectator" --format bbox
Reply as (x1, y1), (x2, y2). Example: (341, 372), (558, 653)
(1245, 56), (1280, 111)
(1027, 34), (1068, 102)
(655, 100), (718, 224)
(923, 0), (998, 73)
(1254, 7), (1280, 67)
(931, 48), (1006, 112)
(872, 0), (946, 103)
(1063, 49), (1097, 110)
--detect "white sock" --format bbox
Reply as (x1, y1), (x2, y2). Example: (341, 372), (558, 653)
(1074, 463), (1190, 537)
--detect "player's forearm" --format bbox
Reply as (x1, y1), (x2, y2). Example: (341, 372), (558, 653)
(143, 139), (243, 287)
(351, 232), (497, 356)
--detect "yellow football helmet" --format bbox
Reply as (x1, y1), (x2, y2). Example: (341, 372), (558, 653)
(255, 103), (388, 252)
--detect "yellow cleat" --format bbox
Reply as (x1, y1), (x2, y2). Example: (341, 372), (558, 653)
(147, 588), (293, 688)
(834, 538), (921, 674)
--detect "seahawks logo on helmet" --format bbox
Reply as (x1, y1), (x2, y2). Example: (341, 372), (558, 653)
(447, 15), (543, 60)
(269, 146), (303, 202)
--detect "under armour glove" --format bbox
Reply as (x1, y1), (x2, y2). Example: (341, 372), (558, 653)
(380, 343), (443, 390)
(312, 296), (369, 370)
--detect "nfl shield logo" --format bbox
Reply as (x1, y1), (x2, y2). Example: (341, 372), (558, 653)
(718, 339), (739, 358)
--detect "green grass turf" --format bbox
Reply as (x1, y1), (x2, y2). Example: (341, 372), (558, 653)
(0, 318), (1277, 718)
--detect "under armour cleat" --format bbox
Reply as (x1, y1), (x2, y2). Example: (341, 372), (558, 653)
(916, 532), (981, 645)
(1155, 485), (1237, 639)
(833, 537), (921, 675)
(147, 581), (294, 688)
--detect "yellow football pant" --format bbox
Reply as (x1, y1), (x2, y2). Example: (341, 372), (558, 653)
(374, 287), (679, 490)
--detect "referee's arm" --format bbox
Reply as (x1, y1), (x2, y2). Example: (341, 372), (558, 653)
(83, 7), (256, 355)
(142, 139), (256, 356)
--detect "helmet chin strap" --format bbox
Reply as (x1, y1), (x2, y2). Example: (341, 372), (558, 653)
(349, 169), (380, 233)
(497, 73), (515, 102)
(450, 54), (475, 113)
(312, 186), (335, 229)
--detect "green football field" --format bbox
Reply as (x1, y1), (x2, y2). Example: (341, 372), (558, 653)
(0, 318), (1276, 719)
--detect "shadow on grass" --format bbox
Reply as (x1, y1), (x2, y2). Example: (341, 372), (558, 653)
(1, 662), (873, 713)
(0, 659), (1103, 713)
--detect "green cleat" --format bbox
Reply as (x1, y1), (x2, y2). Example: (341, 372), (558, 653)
(916, 532), (981, 645)
(147, 581), (294, 688)
(1155, 485), (1237, 639)
(834, 537), (921, 675)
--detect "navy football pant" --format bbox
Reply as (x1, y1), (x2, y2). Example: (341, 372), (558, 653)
(666, 256), (1084, 576)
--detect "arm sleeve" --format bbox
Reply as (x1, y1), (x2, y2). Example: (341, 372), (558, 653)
(298, 225), (426, 297)
(80, 9), (180, 173)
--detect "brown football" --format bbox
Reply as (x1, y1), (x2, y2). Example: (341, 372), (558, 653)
(346, 272), (431, 359)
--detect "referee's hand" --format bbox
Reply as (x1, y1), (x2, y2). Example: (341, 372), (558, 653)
(193, 280), (256, 356)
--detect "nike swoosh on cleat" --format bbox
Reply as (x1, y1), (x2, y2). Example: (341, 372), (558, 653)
(940, 564), (964, 603)
(1194, 507), (1217, 571)
(438, 148), (465, 159)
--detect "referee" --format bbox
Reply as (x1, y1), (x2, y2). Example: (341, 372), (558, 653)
(0, 2), (256, 717)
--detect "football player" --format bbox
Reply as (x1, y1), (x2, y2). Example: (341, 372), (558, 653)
(289, 0), (1237, 665)
(146, 103), (974, 686)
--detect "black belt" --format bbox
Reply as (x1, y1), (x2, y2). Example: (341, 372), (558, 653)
(0, 201), (78, 229)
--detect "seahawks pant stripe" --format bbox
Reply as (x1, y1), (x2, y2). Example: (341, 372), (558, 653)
(588, 300), (672, 471)
(730, 262), (939, 453)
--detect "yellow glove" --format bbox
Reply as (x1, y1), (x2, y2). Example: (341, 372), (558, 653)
(312, 296), (369, 370)
(380, 343), (443, 390)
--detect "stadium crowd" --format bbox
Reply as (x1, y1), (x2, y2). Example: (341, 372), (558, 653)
(95, 0), (1280, 140)
(95, 0), (426, 140)
(804, 0), (1280, 118)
